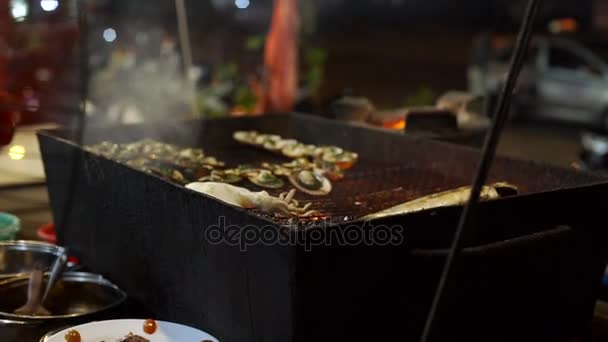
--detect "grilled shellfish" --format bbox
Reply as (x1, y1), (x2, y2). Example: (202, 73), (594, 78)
(314, 159), (344, 181)
(320, 150), (358, 170)
(248, 169), (285, 189)
(199, 169), (243, 184)
(264, 138), (298, 152)
(282, 143), (316, 158)
(289, 170), (332, 196)
(233, 131), (259, 144)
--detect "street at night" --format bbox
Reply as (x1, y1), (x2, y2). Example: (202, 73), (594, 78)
(2, 1), (608, 341)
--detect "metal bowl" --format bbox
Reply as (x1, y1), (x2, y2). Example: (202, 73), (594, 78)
(0, 241), (66, 279)
(0, 272), (127, 323)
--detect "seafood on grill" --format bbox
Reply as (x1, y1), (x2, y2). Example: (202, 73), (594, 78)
(362, 182), (519, 221)
(321, 150), (358, 170)
(201, 156), (225, 167)
(288, 169), (332, 196)
(87, 140), (226, 184)
(282, 158), (312, 170)
(261, 162), (293, 176)
(199, 169), (243, 184)
(88, 136), (351, 197)
(264, 138), (297, 152)
(282, 143), (316, 158)
(232, 130), (359, 169)
(248, 169), (286, 189)
(262, 158), (312, 175)
(233, 130), (258, 144)
(313, 159), (344, 181)
(186, 182), (319, 217)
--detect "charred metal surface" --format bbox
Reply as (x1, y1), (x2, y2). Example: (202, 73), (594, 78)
(39, 114), (608, 341)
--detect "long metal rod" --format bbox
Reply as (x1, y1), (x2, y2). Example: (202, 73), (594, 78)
(175, 0), (199, 117)
(420, 0), (542, 340)
(54, 0), (89, 236)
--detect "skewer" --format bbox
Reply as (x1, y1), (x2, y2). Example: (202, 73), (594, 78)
(420, 0), (543, 340)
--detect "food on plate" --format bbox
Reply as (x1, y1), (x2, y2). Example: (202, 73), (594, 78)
(362, 182), (519, 220)
(143, 318), (157, 335)
(121, 333), (150, 342)
(64, 329), (81, 342)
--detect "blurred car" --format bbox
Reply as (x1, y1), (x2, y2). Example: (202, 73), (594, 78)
(469, 35), (608, 130)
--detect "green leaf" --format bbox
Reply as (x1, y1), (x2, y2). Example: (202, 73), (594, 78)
(245, 35), (266, 51)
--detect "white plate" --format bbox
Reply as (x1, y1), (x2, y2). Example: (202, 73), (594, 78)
(45, 319), (219, 342)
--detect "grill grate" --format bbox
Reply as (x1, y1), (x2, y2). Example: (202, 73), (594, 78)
(198, 146), (500, 224)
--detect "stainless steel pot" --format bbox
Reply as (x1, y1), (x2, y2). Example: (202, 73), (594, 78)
(0, 272), (127, 325)
(0, 241), (66, 279)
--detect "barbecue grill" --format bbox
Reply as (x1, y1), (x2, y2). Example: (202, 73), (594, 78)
(38, 113), (608, 341)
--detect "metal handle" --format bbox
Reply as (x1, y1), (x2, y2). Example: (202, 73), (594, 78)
(42, 252), (67, 304)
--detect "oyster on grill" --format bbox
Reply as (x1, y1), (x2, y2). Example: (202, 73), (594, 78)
(261, 162), (292, 176)
(314, 159), (344, 181)
(178, 147), (205, 159)
(199, 170), (243, 184)
(289, 170), (332, 196)
(186, 182), (319, 217)
(264, 138), (298, 152)
(254, 134), (281, 146)
(282, 158), (312, 170)
(202, 157), (225, 167)
(321, 150), (358, 170)
(233, 131), (259, 144)
(282, 143), (315, 158)
(362, 182), (519, 221)
(313, 146), (343, 157)
(248, 170), (285, 189)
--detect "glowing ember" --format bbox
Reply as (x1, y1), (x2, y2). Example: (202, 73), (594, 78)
(382, 119), (406, 130)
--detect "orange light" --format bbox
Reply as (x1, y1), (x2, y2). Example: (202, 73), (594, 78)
(230, 106), (249, 116)
(383, 119), (406, 130)
(561, 18), (578, 32)
(549, 18), (579, 34)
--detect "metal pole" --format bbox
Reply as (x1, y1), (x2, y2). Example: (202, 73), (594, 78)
(420, 0), (542, 340)
(175, 0), (199, 117)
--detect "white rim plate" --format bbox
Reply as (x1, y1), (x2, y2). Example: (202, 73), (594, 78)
(44, 319), (219, 341)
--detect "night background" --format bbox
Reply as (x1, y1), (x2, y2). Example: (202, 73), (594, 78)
(6, 2), (608, 341)
(83, 0), (597, 107)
